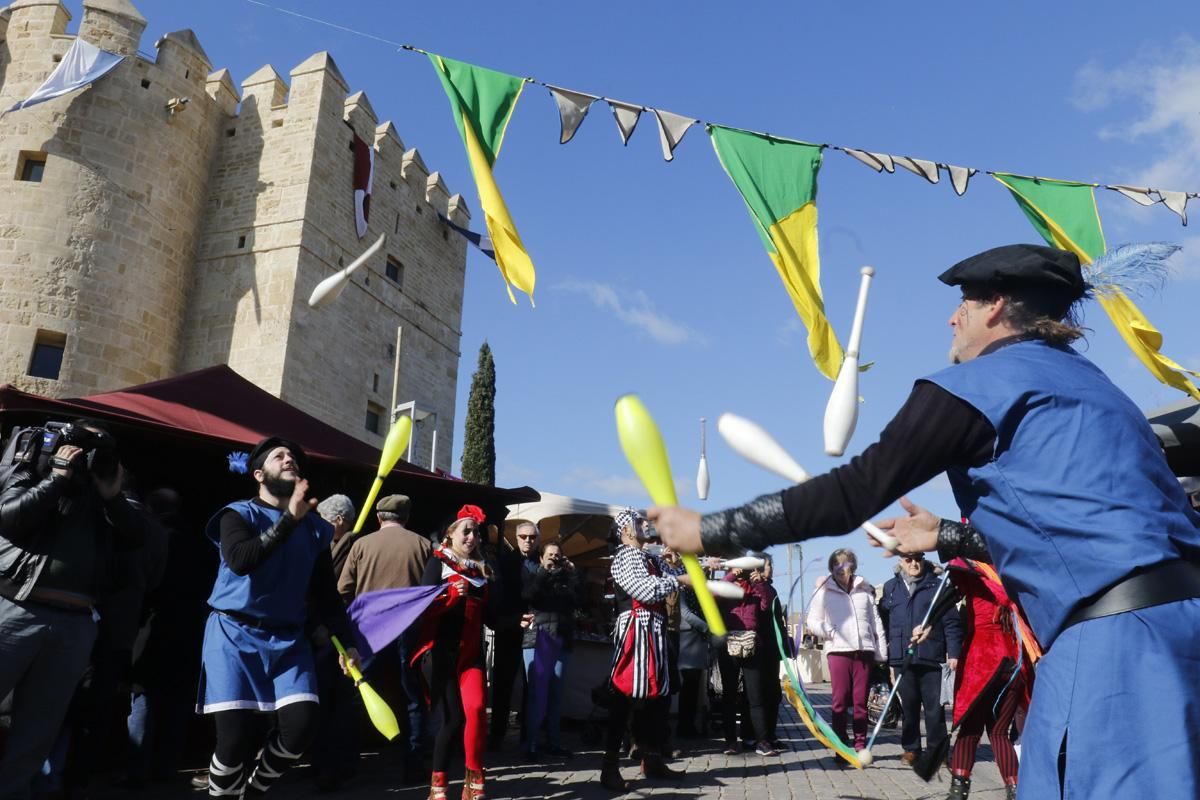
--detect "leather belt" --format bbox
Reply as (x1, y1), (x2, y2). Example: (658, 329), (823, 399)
(214, 608), (300, 635)
(1063, 559), (1200, 629)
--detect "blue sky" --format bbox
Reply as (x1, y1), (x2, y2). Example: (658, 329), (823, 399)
(120, 1), (1200, 592)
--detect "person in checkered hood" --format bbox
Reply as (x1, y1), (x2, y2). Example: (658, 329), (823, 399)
(598, 507), (694, 792)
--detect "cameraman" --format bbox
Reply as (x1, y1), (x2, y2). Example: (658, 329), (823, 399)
(0, 420), (148, 799)
(520, 541), (582, 758)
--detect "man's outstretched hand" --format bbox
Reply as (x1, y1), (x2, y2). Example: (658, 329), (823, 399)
(870, 496), (939, 556)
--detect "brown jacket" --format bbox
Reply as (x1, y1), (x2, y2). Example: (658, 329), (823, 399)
(338, 522), (433, 602)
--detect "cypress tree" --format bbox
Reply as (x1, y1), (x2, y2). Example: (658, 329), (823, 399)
(460, 341), (496, 485)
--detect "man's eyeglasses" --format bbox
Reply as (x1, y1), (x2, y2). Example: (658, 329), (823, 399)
(516, 534), (538, 541)
(900, 555), (923, 563)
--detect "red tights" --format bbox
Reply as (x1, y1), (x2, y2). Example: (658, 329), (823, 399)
(432, 665), (486, 771)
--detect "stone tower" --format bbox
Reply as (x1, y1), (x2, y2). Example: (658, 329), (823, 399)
(0, 1), (470, 470)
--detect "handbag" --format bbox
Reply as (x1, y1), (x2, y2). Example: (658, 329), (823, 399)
(725, 630), (757, 659)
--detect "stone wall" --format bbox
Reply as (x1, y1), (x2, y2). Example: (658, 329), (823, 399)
(0, 0), (224, 397)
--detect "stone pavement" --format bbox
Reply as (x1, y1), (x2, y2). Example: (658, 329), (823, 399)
(158, 683), (1009, 799)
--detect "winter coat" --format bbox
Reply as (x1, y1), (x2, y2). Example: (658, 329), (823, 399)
(879, 568), (962, 667)
(805, 573), (886, 659)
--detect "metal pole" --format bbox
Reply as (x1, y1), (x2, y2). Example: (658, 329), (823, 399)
(429, 414), (439, 472)
(390, 326), (403, 422)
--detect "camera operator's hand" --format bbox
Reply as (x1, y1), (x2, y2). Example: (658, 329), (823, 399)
(92, 461), (125, 500)
(50, 445), (84, 478)
(287, 478), (318, 519)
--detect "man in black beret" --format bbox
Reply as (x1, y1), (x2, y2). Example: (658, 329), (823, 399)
(198, 437), (361, 798)
(651, 243), (1200, 798)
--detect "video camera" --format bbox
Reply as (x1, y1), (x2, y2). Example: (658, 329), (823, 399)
(3, 421), (120, 480)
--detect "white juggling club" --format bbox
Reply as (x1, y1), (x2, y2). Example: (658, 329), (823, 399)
(720, 556), (766, 570)
(823, 266), (875, 456)
(705, 580), (745, 600)
(716, 412), (900, 551)
(308, 233), (387, 308)
(696, 417), (710, 501)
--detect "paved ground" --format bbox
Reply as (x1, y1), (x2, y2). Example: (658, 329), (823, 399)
(150, 683), (1007, 799)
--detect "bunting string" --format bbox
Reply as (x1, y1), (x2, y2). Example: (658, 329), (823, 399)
(240, 0), (1199, 397)
(242, 0), (1198, 222)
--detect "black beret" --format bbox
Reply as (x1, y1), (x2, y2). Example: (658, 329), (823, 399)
(376, 494), (411, 514)
(248, 437), (307, 474)
(939, 244), (1085, 300)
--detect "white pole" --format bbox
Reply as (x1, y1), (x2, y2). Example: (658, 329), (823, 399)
(390, 326), (403, 422)
(430, 422), (439, 472)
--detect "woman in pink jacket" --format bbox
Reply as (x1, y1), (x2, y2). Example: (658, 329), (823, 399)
(805, 548), (887, 755)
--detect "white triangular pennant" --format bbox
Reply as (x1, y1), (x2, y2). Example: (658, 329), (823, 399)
(1158, 190), (1189, 225)
(607, 100), (643, 146)
(894, 156), (939, 184)
(943, 164), (977, 196)
(1109, 184), (1157, 207)
(652, 108), (695, 162)
(547, 84), (599, 145)
(843, 148), (895, 173)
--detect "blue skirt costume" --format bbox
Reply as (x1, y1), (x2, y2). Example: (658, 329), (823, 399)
(927, 340), (1200, 798)
(197, 500), (332, 713)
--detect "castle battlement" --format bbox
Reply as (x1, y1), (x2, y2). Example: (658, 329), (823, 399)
(0, 1), (469, 471)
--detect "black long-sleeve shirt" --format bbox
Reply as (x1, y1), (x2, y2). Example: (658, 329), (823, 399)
(701, 379), (996, 555)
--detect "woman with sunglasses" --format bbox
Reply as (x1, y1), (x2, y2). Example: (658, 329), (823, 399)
(805, 548), (887, 758)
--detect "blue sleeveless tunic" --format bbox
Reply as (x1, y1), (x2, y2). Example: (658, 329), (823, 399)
(197, 501), (332, 713)
(926, 340), (1200, 797)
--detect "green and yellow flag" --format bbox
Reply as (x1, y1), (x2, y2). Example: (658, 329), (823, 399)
(430, 54), (535, 305)
(709, 126), (842, 379)
(995, 173), (1200, 400)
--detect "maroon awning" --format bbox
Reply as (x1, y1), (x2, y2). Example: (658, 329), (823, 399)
(0, 365), (537, 534)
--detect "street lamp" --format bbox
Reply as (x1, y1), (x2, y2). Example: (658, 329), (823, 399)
(393, 400), (439, 471)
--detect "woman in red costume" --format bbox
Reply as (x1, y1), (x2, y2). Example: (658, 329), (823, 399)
(413, 506), (493, 800)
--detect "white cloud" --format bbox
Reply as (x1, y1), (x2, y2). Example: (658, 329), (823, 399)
(775, 316), (804, 347)
(1169, 235), (1200, 281)
(557, 281), (707, 346)
(1072, 37), (1200, 191)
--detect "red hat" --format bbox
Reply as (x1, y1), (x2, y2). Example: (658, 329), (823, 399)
(456, 504), (486, 525)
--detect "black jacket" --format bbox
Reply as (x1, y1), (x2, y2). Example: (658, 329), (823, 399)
(522, 565), (582, 648)
(0, 466), (148, 601)
(879, 569), (962, 667)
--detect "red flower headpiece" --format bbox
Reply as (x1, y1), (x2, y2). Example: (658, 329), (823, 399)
(456, 504), (486, 525)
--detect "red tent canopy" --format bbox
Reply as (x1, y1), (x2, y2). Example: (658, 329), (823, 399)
(0, 365), (536, 533)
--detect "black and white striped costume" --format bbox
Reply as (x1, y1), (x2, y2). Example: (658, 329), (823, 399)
(608, 545), (682, 698)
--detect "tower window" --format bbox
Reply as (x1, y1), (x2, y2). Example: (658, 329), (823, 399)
(365, 402), (385, 434)
(386, 257), (403, 288)
(372, 373), (380, 392)
(141, 78), (151, 89)
(17, 152), (46, 183)
(28, 331), (66, 380)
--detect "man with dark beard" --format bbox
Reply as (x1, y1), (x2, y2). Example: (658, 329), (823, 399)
(197, 437), (360, 798)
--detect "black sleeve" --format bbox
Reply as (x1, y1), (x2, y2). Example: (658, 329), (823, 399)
(0, 470), (71, 547)
(936, 519), (993, 563)
(700, 381), (995, 555)
(309, 549), (354, 646)
(523, 567), (549, 603)
(421, 556), (443, 586)
(219, 508), (301, 576)
(102, 493), (150, 551)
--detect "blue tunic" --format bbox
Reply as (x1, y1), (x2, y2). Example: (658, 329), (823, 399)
(197, 500), (332, 713)
(927, 340), (1200, 797)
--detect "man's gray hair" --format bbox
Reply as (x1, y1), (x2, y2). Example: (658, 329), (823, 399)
(515, 521), (540, 537)
(317, 494), (355, 524)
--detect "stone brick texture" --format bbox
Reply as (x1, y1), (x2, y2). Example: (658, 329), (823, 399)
(0, 1), (468, 471)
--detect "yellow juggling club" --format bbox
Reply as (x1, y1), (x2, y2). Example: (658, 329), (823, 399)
(330, 635), (400, 741)
(614, 394), (727, 638)
(352, 415), (413, 534)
